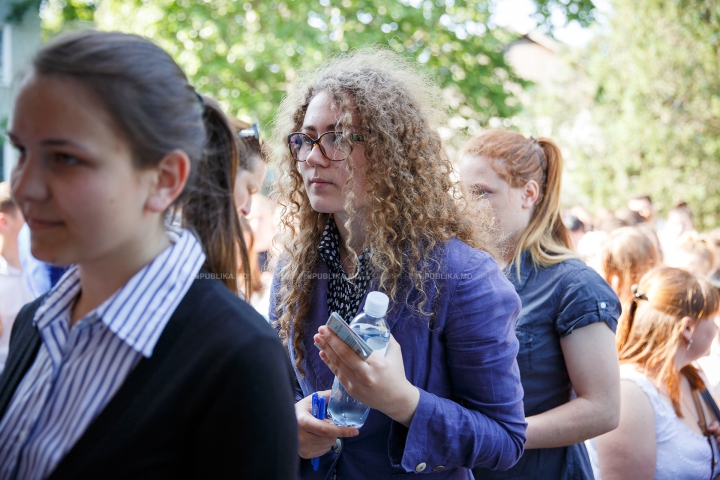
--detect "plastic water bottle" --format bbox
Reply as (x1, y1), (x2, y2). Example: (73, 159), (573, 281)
(328, 291), (390, 428)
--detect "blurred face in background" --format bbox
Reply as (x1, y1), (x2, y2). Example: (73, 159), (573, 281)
(234, 158), (266, 217)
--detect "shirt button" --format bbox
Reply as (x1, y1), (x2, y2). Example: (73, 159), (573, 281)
(332, 438), (342, 454)
(415, 462), (427, 473)
(432, 465), (445, 471)
(600, 302), (606, 308)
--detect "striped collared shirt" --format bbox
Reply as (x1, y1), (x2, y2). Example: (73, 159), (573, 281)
(0, 228), (205, 480)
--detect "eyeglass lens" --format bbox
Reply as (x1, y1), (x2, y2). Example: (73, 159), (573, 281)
(289, 132), (352, 161)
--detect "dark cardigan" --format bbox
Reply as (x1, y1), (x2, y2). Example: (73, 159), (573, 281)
(0, 274), (298, 479)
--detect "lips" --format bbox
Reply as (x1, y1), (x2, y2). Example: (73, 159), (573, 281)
(26, 216), (64, 231)
(310, 177), (333, 187)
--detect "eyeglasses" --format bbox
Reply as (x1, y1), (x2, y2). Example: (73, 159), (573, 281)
(287, 131), (364, 162)
(238, 123), (260, 141)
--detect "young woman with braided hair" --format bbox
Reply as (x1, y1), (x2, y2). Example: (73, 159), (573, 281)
(589, 267), (720, 479)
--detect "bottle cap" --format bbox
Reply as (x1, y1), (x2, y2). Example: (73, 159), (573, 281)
(363, 291), (389, 318)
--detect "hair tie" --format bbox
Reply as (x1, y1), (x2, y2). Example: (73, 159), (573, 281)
(529, 136), (536, 142)
(195, 90), (204, 106)
(631, 284), (648, 301)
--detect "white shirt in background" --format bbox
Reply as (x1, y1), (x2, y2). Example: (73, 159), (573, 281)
(0, 254), (34, 374)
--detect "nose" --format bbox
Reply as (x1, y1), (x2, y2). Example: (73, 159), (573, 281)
(304, 142), (330, 168)
(240, 194), (253, 217)
(11, 152), (48, 206)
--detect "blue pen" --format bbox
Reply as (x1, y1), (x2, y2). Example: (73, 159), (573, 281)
(311, 393), (321, 470)
(313, 396), (327, 471)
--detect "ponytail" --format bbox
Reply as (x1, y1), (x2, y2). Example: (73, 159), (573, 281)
(183, 96), (250, 295)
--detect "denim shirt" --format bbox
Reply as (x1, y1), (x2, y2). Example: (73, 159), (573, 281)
(271, 238), (527, 479)
(474, 250), (620, 480)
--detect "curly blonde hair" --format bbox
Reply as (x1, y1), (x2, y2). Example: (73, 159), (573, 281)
(270, 48), (500, 375)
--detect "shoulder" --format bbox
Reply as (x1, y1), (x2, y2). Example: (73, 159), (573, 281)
(441, 237), (501, 276)
(440, 238), (520, 319)
(175, 276), (279, 352)
(539, 259), (620, 335)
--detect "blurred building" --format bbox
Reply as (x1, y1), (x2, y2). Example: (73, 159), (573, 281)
(504, 30), (564, 88)
(0, 4), (41, 181)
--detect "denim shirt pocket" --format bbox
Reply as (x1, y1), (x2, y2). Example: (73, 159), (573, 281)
(515, 324), (534, 374)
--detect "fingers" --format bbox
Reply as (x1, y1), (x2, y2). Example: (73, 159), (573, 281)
(315, 327), (367, 375)
(296, 391), (359, 459)
(298, 414), (359, 438)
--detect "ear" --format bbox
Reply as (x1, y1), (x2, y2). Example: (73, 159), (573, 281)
(681, 316), (695, 343)
(521, 179), (540, 210)
(145, 150), (191, 213)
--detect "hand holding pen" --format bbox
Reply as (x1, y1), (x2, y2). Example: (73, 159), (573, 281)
(295, 390), (358, 464)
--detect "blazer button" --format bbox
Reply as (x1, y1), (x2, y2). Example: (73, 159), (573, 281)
(415, 463), (427, 473)
(332, 438), (342, 454)
(432, 465), (445, 471)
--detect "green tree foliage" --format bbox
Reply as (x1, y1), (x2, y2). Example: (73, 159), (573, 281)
(42, 0), (525, 131)
(36, 0), (597, 134)
(523, 0), (720, 229)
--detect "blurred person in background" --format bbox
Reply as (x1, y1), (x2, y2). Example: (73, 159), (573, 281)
(660, 201), (696, 253)
(0, 182), (33, 373)
(628, 194), (659, 231)
(703, 229), (720, 275)
(598, 227), (661, 306)
(614, 208), (644, 227)
(589, 267), (720, 480)
(561, 212), (585, 252)
(226, 117), (267, 298)
(665, 232), (715, 277)
(461, 131), (620, 480)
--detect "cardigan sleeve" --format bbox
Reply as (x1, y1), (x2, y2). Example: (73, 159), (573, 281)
(388, 249), (527, 472)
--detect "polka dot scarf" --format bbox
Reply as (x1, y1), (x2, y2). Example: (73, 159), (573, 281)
(318, 217), (373, 323)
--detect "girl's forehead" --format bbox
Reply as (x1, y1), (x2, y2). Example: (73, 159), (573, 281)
(14, 74), (115, 138)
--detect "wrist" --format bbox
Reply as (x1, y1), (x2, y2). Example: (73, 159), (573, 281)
(387, 381), (420, 428)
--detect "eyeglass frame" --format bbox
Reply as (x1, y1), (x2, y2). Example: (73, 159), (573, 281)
(286, 130), (365, 162)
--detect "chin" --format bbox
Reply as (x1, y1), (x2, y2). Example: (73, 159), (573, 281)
(308, 199), (342, 215)
(30, 241), (76, 267)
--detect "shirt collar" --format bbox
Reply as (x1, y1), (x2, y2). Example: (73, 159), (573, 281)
(504, 249), (533, 293)
(34, 228), (206, 357)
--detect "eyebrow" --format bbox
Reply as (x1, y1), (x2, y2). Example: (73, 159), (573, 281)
(7, 132), (88, 152)
(301, 124), (341, 132)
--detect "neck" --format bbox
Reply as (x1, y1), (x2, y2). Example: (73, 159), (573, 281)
(71, 225), (171, 326)
(0, 235), (20, 270)
(333, 211), (366, 276)
(333, 211), (366, 254)
(674, 349), (693, 372)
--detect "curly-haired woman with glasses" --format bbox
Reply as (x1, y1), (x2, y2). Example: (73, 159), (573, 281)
(269, 49), (527, 479)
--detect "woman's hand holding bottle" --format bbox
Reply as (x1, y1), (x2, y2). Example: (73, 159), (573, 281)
(314, 329), (420, 427)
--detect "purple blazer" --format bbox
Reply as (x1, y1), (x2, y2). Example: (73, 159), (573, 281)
(270, 238), (526, 479)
